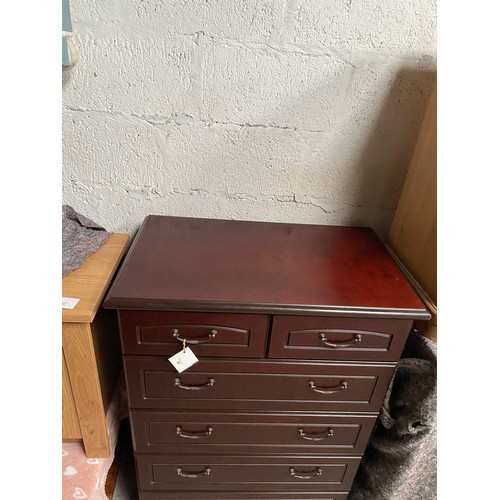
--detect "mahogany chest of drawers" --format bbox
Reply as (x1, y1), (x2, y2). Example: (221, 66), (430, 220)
(104, 215), (429, 499)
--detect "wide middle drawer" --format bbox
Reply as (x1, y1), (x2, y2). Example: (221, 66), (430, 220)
(119, 310), (269, 357)
(124, 357), (395, 412)
(130, 410), (377, 455)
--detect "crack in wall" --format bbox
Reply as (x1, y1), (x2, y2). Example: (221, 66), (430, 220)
(291, 193), (333, 214)
(138, 113), (196, 126)
(110, 183), (342, 215)
(206, 118), (324, 134)
(73, 22), (432, 70)
(68, 176), (361, 217)
(188, 30), (352, 65)
(64, 107), (329, 135)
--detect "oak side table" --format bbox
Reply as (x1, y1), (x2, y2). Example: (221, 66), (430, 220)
(62, 233), (129, 457)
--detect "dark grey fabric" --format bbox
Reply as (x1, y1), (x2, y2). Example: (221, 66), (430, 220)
(349, 330), (437, 500)
(62, 205), (111, 277)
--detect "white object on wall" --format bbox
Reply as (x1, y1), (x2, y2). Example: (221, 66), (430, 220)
(62, 0), (77, 71)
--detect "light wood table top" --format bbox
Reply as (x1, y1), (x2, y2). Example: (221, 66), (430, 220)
(63, 233), (130, 323)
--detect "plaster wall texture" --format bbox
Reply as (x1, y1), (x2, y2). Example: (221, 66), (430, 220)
(62, 0), (436, 238)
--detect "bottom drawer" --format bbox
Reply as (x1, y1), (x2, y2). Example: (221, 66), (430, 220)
(138, 490), (349, 499)
(136, 454), (361, 493)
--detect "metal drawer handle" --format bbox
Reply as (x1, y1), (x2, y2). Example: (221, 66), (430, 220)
(176, 426), (213, 439)
(176, 466), (211, 478)
(289, 467), (322, 479)
(308, 380), (348, 394)
(174, 377), (215, 390)
(318, 332), (362, 348)
(172, 328), (218, 344)
(298, 427), (334, 441)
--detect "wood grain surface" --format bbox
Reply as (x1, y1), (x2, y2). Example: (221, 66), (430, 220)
(389, 83), (437, 306)
(62, 350), (81, 438)
(63, 322), (110, 457)
(104, 217), (429, 319)
(63, 233), (130, 323)
(62, 233), (130, 457)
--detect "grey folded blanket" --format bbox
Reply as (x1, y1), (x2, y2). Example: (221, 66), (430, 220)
(62, 205), (111, 277)
(349, 330), (437, 500)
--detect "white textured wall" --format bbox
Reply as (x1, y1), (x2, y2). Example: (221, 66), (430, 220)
(62, 0), (436, 238)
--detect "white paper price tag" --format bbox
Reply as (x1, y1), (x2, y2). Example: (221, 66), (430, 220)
(62, 297), (80, 309)
(168, 347), (199, 373)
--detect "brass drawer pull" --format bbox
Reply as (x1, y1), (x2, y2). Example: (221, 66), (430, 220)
(318, 332), (362, 348)
(176, 426), (213, 439)
(176, 466), (211, 478)
(308, 380), (348, 394)
(172, 328), (218, 344)
(298, 427), (334, 441)
(289, 467), (322, 479)
(174, 377), (215, 391)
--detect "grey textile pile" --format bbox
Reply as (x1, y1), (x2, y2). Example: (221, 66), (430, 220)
(62, 205), (111, 277)
(349, 330), (437, 500)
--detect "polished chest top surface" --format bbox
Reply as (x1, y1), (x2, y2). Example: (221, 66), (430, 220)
(104, 215), (428, 318)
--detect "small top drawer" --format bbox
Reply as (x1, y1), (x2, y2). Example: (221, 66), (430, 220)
(269, 315), (413, 362)
(119, 311), (269, 358)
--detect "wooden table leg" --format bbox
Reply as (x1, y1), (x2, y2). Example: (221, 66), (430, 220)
(62, 322), (111, 458)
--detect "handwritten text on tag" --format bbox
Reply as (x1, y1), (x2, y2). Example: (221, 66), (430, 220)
(168, 347), (199, 373)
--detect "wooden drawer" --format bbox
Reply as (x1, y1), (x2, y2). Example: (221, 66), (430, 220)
(119, 311), (269, 357)
(269, 315), (413, 362)
(135, 454), (361, 492)
(131, 410), (377, 455)
(138, 490), (349, 499)
(124, 357), (395, 412)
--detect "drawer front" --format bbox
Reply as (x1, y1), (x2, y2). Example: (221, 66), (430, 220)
(124, 357), (395, 412)
(139, 489), (349, 499)
(131, 410), (377, 455)
(119, 311), (269, 357)
(269, 315), (413, 362)
(136, 454), (361, 492)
